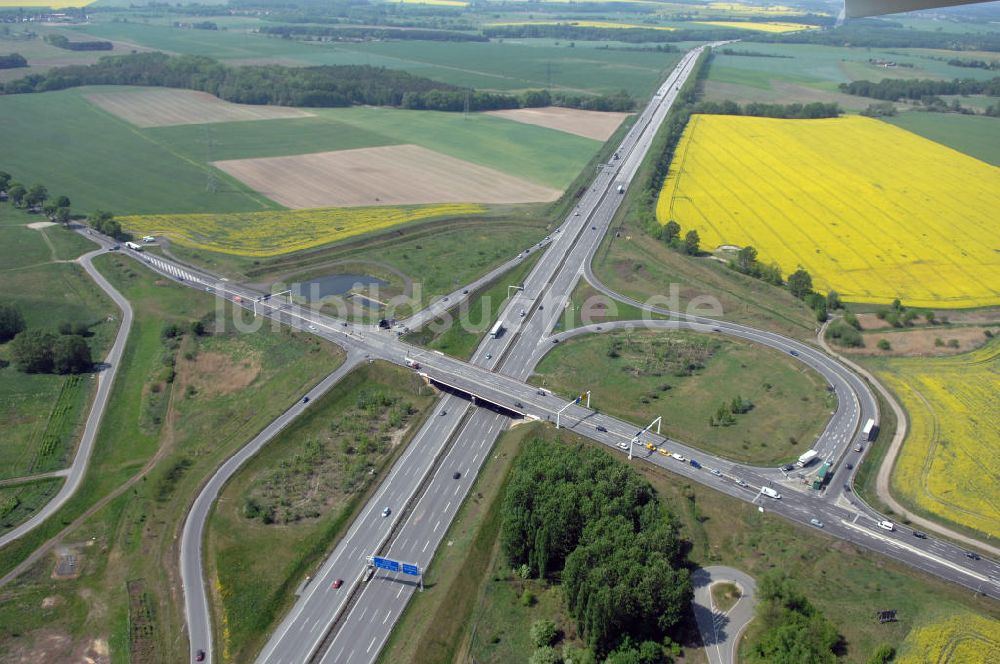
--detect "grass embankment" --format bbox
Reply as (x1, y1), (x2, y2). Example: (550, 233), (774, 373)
(0, 205), (114, 496)
(207, 362), (437, 662)
(404, 251), (543, 359)
(0, 252), (342, 662)
(557, 280), (667, 330)
(863, 340), (1000, 540)
(530, 329), (833, 465)
(385, 424), (1000, 664)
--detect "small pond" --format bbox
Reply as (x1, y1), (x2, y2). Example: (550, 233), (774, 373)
(291, 274), (387, 302)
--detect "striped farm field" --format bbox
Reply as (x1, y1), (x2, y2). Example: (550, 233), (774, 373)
(120, 204), (486, 257)
(694, 20), (816, 32)
(898, 612), (1000, 663)
(873, 340), (1000, 539)
(656, 115), (1000, 308)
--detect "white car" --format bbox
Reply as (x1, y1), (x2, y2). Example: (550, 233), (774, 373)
(877, 520), (895, 532)
(308, 325), (317, 331)
(382, 507), (391, 518)
(810, 518), (824, 528)
(670, 453), (686, 462)
(617, 441), (630, 450)
(760, 486), (781, 499)
(708, 468), (722, 477)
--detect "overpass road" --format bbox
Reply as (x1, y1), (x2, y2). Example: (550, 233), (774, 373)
(54, 45), (998, 664)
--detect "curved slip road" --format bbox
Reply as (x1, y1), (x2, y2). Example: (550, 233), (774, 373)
(0, 247), (132, 550)
(691, 566), (757, 664)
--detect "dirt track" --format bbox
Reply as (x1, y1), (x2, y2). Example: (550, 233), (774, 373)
(212, 144), (562, 208)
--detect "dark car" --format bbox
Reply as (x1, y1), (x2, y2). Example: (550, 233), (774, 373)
(110, 244), (121, 251)
(780, 464), (794, 472)
(302, 396), (310, 404)
(463, 289), (469, 294)
(195, 650), (205, 662)
(789, 350), (800, 357)
(846, 463), (853, 470)
(966, 551), (982, 561)
(552, 338), (559, 343)
(591, 225), (597, 230)
(912, 531), (928, 539)
(689, 459), (701, 469)
(843, 483), (852, 492)
(452, 471), (461, 480)
(596, 425), (607, 432)
(332, 578), (344, 589)
(514, 401), (524, 408)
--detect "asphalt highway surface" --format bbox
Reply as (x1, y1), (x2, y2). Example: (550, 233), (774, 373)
(47, 46), (996, 664)
(692, 566), (758, 664)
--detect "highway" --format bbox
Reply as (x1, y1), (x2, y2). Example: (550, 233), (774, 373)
(52, 46), (997, 664)
(0, 247), (133, 549)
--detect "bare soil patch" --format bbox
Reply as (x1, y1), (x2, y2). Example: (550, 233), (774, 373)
(85, 89), (313, 128)
(842, 325), (999, 356)
(483, 106), (629, 141)
(27, 221), (56, 230)
(178, 350), (261, 397)
(212, 144), (561, 208)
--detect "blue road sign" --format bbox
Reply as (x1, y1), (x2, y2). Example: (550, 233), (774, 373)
(372, 556), (401, 573)
(402, 563), (420, 576)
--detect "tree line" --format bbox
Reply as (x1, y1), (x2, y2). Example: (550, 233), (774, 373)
(692, 99), (841, 119)
(838, 76), (1000, 101)
(501, 439), (691, 661)
(0, 53), (26, 69)
(746, 572), (842, 663)
(43, 34), (113, 51)
(482, 23), (744, 44)
(0, 304), (93, 375)
(259, 24), (487, 42)
(2, 51), (637, 113)
(0, 170), (74, 224)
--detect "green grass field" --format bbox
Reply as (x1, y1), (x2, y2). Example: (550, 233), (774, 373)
(65, 21), (681, 96)
(404, 250), (542, 359)
(208, 362), (435, 663)
(0, 205), (115, 484)
(530, 329), (834, 464)
(884, 113), (1000, 167)
(384, 423), (1000, 664)
(0, 479), (62, 533)
(0, 253), (342, 663)
(1, 85), (603, 216)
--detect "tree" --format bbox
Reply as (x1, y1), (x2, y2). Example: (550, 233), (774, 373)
(7, 182), (26, 207)
(56, 207), (71, 224)
(25, 183), (48, 208)
(735, 245), (758, 273)
(11, 329), (55, 373)
(42, 203), (58, 218)
(0, 171), (10, 191)
(55, 195), (71, 208)
(53, 335), (92, 374)
(787, 269), (813, 298)
(663, 220), (681, 244)
(0, 304), (26, 342)
(531, 619), (558, 648)
(826, 290), (841, 310)
(529, 646), (560, 664)
(683, 229), (700, 255)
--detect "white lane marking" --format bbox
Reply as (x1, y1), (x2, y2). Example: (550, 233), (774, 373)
(840, 520), (995, 585)
(433, 520), (441, 533)
(423, 540), (430, 553)
(453, 484), (460, 496)
(397, 585), (404, 598)
(367, 637), (377, 653)
(445, 501), (451, 512)
(383, 609), (392, 625)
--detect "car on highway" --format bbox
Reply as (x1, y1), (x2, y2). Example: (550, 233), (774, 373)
(789, 350), (799, 356)
(574, 210), (580, 216)
(486, 353), (492, 360)
(453, 471), (461, 480)
(846, 463), (853, 470)
(617, 440), (629, 450)
(440, 410), (447, 416)
(966, 551), (981, 561)
(514, 401), (524, 408)
(810, 518), (824, 528)
(552, 338), (559, 343)
(843, 483), (852, 492)
(709, 468), (722, 477)
(596, 425), (607, 432)
(713, 327), (721, 332)
(308, 324), (316, 331)
(854, 443), (864, 452)
(689, 459), (701, 469)
(877, 520), (895, 531)
(302, 396), (309, 404)
(591, 225), (597, 230)
(670, 453), (686, 462)
(779, 464), (794, 472)
(382, 507), (391, 518)
(537, 389), (546, 396)
(913, 531), (928, 539)
(332, 579), (343, 589)
(519, 309), (526, 317)
(760, 486), (782, 499)
(196, 650), (205, 662)
(463, 289), (469, 294)
(735, 479), (749, 488)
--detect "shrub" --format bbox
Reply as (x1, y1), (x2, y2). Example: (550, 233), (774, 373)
(531, 619), (558, 648)
(877, 339), (891, 351)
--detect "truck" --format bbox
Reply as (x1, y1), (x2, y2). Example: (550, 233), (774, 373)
(812, 462), (832, 490)
(862, 418), (878, 442)
(796, 449), (819, 468)
(489, 320), (504, 339)
(404, 357), (420, 370)
(760, 486), (781, 499)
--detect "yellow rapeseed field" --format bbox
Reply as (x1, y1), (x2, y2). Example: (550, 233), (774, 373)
(488, 20), (676, 31)
(898, 612), (1000, 663)
(695, 20), (815, 32)
(875, 340), (1000, 539)
(656, 115), (1000, 308)
(707, 2), (816, 16)
(121, 204), (486, 257)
